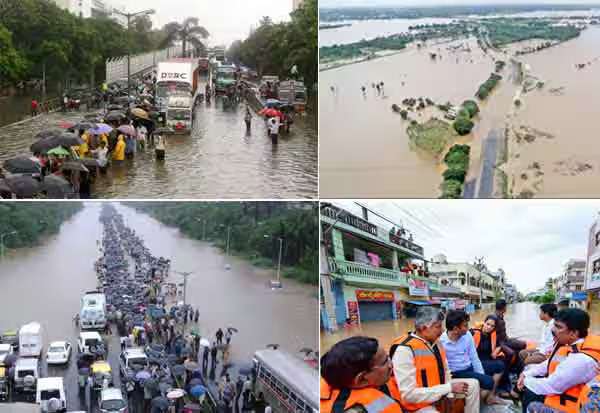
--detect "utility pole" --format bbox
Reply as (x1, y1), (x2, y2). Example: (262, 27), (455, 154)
(276, 237), (283, 284)
(175, 271), (192, 308)
(226, 226), (231, 256)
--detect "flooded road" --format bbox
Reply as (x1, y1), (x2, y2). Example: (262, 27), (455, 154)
(0, 99), (318, 199)
(0, 203), (318, 411)
(321, 301), (545, 353)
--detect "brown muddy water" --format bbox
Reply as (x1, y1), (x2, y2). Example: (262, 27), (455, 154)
(319, 23), (600, 198)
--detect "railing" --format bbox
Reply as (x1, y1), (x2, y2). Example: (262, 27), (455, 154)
(105, 46), (182, 83)
(438, 284), (462, 295)
(389, 233), (425, 256)
(329, 258), (408, 285)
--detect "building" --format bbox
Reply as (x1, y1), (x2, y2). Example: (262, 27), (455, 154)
(293, 0), (305, 11)
(51, 0), (127, 26)
(319, 203), (461, 332)
(52, 0), (92, 18)
(429, 261), (498, 305)
(556, 258), (586, 308)
(504, 283), (518, 303)
(585, 214), (600, 315)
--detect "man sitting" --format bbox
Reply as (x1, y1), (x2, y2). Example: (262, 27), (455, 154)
(391, 306), (480, 413)
(519, 303), (557, 366)
(517, 308), (600, 413)
(440, 310), (508, 406)
(321, 336), (404, 413)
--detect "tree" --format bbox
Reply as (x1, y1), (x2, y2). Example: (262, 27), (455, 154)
(226, 40), (243, 64)
(453, 117), (474, 135)
(161, 17), (209, 58)
(462, 100), (480, 118)
(0, 23), (27, 87)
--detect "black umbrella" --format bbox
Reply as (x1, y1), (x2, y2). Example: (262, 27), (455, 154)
(61, 161), (89, 173)
(34, 129), (63, 140)
(3, 157), (41, 174)
(144, 377), (160, 391)
(106, 111), (126, 122)
(151, 396), (170, 411)
(30, 136), (63, 154)
(5, 175), (42, 198)
(72, 122), (97, 131)
(80, 158), (100, 168)
(41, 175), (72, 199)
(227, 327), (238, 333)
(54, 132), (84, 148)
(171, 364), (185, 377)
(184, 361), (200, 372)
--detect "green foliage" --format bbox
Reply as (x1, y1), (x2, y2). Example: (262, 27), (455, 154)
(462, 100), (480, 118)
(406, 119), (457, 156)
(444, 144), (471, 169)
(161, 17), (209, 58)
(129, 202), (319, 285)
(440, 145), (471, 198)
(453, 116), (474, 135)
(443, 167), (466, 182)
(0, 23), (27, 87)
(481, 18), (581, 47)
(232, 0), (317, 95)
(0, 203), (82, 249)
(440, 179), (463, 199)
(533, 291), (556, 304)
(476, 73), (503, 100)
(319, 34), (412, 62)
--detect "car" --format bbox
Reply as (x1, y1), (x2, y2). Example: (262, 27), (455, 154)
(119, 347), (148, 379)
(0, 343), (14, 364)
(14, 358), (40, 396)
(98, 388), (127, 412)
(77, 332), (104, 354)
(46, 341), (72, 365)
(36, 377), (66, 412)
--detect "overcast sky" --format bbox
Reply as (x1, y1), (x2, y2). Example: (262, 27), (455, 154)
(321, 0), (600, 7)
(113, 0), (293, 46)
(331, 200), (600, 294)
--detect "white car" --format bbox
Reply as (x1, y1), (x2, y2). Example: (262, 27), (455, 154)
(0, 343), (14, 364)
(99, 388), (127, 412)
(77, 332), (103, 354)
(36, 377), (66, 412)
(46, 341), (72, 365)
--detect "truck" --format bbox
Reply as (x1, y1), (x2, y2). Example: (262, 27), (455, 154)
(166, 95), (194, 133)
(213, 64), (237, 95)
(278, 80), (307, 113)
(19, 322), (43, 358)
(80, 291), (107, 329)
(155, 60), (195, 124)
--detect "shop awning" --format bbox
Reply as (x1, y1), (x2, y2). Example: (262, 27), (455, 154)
(406, 300), (430, 305)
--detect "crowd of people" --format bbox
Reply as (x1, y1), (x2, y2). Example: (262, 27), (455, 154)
(87, 204), (261, 413)
(321, 299), (600, 413)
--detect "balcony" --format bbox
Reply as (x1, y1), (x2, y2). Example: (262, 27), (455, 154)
(328, 258), (440, 291)
(321, 204), (425, 259)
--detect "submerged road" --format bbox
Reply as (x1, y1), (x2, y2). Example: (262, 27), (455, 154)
(0, 99), (318, 198)
(0, 203), (318, 411)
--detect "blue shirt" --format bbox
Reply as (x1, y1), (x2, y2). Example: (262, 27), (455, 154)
(440, 331), (484, 374)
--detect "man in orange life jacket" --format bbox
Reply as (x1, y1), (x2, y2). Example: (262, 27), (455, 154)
(517, 308), (600, 413)
(390, 306), (480, 412)
(321, 336), (404, 413)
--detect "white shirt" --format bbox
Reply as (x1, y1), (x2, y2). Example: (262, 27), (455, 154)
(538, 319), (555, 354)
(268, 117), (280, 134)
(93, 147), (108, 167)
(524, 338), (598, 395)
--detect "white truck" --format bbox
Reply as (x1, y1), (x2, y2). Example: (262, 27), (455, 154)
(19, 322), (43, 358)
(36, 377), (66, 413)
(155, 60), (195, 127)
(80, 291), (107, 329)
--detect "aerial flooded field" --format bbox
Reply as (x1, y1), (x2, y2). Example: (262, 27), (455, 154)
(319, 7), (600, 198)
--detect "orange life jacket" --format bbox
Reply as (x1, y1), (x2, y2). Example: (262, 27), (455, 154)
(470, 323), (504, 359)
(543, 335), (600, 413)
(578, 374), (600, 411)
(320, 377), (404, 413)
(389, 334), (447, 412)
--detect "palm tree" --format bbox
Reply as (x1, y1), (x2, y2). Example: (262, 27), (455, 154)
(161, 17), (209, 58)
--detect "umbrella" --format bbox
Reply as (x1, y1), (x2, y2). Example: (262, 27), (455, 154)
(72, 122), (97, 131)
(158, 382), (171, 395)
(259, 108), (282, 118)
(84, 113), (101, 120)
(237, 363), (254, 376)
(88, 123), (113, 135)
(227, 327), (238, 333)
(80, 158), (100, 168)
(3, 157), (41, 174)
(118, 125), (136, 136)
(171, 365), (185, 377)
(199, 338), (210, 348)
(144, 377), (160, 391)
(5, 175), (41, 198)
(47, 147), (71, 157)
(34, 129), (63, 140)
(54, 132), (84, 147)
(136, 370), (151, 382)
(132, 108), (150, 120)
(59, 120), (75, 129)
(105, 111), (126, 122)
(61, 161), (89, 173)
(151, 396), (170, 410)
(31, 136), (61, 154)
(41, 175), (72, 199)
(189, 385), (206, 398)
(188, 378), (203, 388)
(167, 388), (186, 400)
(265, 99), (281, 108)
(184, 361), (199, 371)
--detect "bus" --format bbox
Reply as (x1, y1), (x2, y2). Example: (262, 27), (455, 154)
(252, 349), (318, 413)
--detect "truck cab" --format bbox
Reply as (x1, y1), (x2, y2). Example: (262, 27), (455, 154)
(19, 322), (43, 358)
(166, 95), (193, 133)
(214, 65), (237, 94)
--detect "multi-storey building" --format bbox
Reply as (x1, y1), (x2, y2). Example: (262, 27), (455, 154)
(319, 203), (461, 331)
(585, 215), (600, 315)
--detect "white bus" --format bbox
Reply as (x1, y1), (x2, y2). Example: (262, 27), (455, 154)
(252, 349), (318, 413)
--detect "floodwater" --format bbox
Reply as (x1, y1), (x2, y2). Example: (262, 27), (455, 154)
(0, 99), (318, 199)
(322, 301), (543, 353)
(319, 18), (455, 47)
(0, 203), (318, 411)
(503, 27), (600, 198)
(320, 37), (512, 197)
(319, 18), (600, 198)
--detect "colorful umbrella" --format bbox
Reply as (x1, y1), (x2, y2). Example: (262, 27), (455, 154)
(59, 121), (75, 129)
(189, 385), (206, 398)
(89, 123), (113, 135)
(47, 147), (71, 157)
(167, 389), (186, 400)
(131, 108), (150, 120)
(259, 108), (282, 118)
(117, 125), (136, 136)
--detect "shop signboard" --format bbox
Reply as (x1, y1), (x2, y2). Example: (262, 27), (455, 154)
(347, 301), (359, 324)
(356, 289), (394, 301)
(408, 279), (429, 297)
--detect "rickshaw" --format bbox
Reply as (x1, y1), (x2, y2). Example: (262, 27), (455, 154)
(0, 366), (8, 401)
(91, 360), (113, 391)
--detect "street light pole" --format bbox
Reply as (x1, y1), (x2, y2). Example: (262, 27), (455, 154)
(0, 231), (18, 261)
(226, 226), (231, 256)
(276, 237), (283, 283)
(175, 271), (192, 308)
